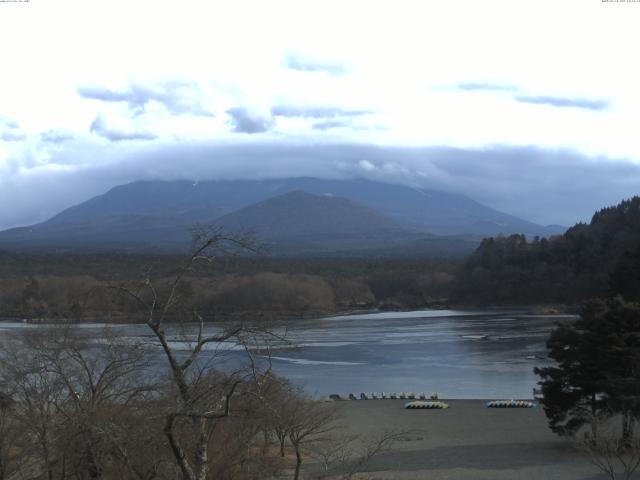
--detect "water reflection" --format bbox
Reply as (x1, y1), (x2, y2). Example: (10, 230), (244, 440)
(263, 309), (574, 398)
(1, 309), (575, 399)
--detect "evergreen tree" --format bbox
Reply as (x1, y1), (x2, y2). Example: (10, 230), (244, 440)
(535, 298), (640, 441)
(610, 245), (640, 302)
(454, 196), (640, 304)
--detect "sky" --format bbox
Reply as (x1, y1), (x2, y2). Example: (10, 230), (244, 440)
(0, 0), (639, 229)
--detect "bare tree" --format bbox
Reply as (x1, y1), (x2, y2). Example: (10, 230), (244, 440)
(1, 228), (360, 480)
(258, 375), (299, 458)
(41, 328), (158, 480)
(578, 416), (640, 480)
(0, 390), (26, 480)
(110, 227), (277, 480)
(0, 329), (68, 480)
(308, 429), (409, 480)
(204, 388), (286, 480)
(249, 358), (410, 480)
(109, 406), (174, 480)
(0, 327), (165, 480)
(285, 396), (340, 480)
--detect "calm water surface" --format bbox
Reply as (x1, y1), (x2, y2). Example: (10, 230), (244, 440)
(264, 309), (573, 399)
(0, 309), (575, 399)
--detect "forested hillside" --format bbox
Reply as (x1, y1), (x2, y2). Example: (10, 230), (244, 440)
(453, 197), (640, 304)
(0, 253), (457, 321)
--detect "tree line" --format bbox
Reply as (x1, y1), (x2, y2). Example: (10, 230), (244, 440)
(0, 253), (457, 322)
(0, 231), (404, 480)
(517, 198), (640, 478)
(453, 196), (640, 305)
(448, 196), (640, 477)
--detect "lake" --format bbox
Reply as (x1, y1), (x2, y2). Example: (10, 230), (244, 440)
(263, 309), (573, 399)
(0, 309), (574, 399)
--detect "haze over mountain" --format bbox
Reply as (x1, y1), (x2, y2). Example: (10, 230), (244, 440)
(42, 177), (564, 237)
(0, 178), (564, 256)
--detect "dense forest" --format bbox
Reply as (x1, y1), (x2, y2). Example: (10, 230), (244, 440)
(453, 197), (640, 305)
(0, 252), (457, 321)
(3, 196), (640, 321)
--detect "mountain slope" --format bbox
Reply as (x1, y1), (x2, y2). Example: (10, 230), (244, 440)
(0, 214), (192, 250)
(0, 188), (482, 257)
(0, 177), (562, 255)
(265, 178), (563, 236)
(453, 196), (640, 304)
(216, 190), (404, 238)
(43, 177), (563, 236)
(213, 190), (422, 254)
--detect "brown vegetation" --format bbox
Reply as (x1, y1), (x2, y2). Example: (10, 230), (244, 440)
(0, 231), (407, 480)
(0, 251), (457, 322)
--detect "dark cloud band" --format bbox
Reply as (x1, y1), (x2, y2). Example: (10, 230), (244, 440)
(90, 115), (156, 142)
(515, 95), (609, 111)
(2, 140), (639, 230)
(226, 108), (273, 134)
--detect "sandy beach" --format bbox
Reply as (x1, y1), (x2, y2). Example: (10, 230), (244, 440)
(323, 399), (606, 480)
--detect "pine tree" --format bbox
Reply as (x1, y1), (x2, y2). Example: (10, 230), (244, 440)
(535, 298), (640, 441)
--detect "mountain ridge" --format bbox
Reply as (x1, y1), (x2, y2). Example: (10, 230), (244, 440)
(0, 177), (565, 256)
(42, 177), (563, 235)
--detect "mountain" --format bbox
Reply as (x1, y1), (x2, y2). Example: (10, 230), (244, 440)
(42, 177), (563, 236)
(213, 190), (420, 254)
(0, 177), (563, 256)
(216, 190), (404, 238)
(0, 214), (191, 250)
(258, 178), (563, 237)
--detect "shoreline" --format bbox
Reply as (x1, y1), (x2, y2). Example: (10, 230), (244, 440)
(0, 302), (578, 325)
(328, 397), (540, 402)
(321, 399), (598, 480)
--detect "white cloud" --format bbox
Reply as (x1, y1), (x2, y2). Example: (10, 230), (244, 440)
(0, 0), (636, 152)
(358, 160), (376, 172)
(0, 0), (639, 227)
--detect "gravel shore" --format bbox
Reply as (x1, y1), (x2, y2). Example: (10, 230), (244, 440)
(325, 399), (605, 480)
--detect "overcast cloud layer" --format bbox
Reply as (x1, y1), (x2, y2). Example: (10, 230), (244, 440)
(0, 0), (639, 230)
